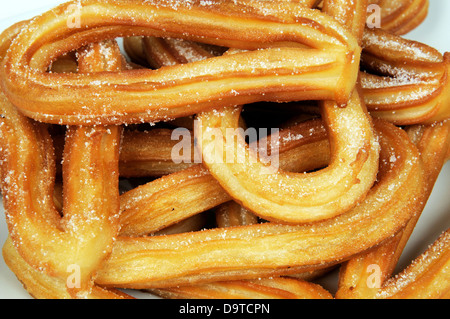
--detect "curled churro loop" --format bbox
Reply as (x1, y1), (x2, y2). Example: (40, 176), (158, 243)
(0, 24), (127, 298)
(89, 0), (422, 287)
(361, 29), (450, 125)
(116, 0), (379, 225)
(140, 0), (378, 224)
(336, 120), (450, 299)
(118, 119), (331, 236)
(196, 94), (379, 224)
(95, 120), (425, 289)
(1, 0), (360, 125)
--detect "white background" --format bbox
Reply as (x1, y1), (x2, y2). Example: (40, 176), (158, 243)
(0, 0), (449, 299)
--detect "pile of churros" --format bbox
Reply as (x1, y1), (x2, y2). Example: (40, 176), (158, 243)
(0, 0), (449, 299)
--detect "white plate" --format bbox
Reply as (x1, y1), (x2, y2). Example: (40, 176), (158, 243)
(0, 0), (449, 299)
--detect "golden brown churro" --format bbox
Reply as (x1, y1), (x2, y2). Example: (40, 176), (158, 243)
(336, 121), (450, 299)
(368, 0), (429, 35)
(1, 0), (360, 125)
(361, 29), (450, 125)
(0, 24), (130, 298)
(0, 0), (449, 299)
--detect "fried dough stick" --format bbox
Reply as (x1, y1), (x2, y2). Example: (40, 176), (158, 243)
(1, 0), (361, 125)
(193, 0), (377, 224)
(96, 0), (421, 292)
(326, 0), (450, 299)
(147, 199), (333, 299)
(95, 119), (425, 289)
(0, 22), (130, 298)
(336, 121), (450, 299)
(361, 29), (450, 125)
